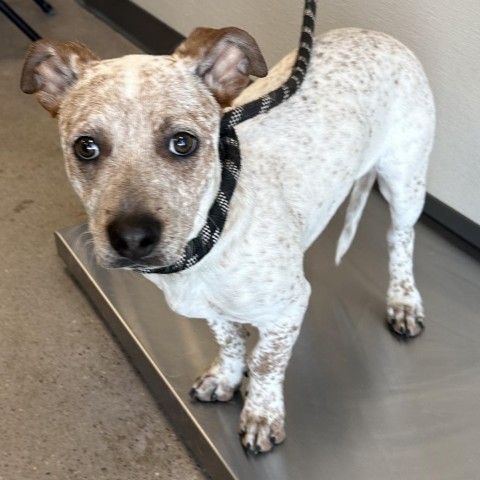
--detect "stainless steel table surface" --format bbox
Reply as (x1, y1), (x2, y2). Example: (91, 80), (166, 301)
(55, 192), (480, 480)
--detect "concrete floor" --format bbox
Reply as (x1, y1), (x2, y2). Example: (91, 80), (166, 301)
(0, 1), (206, 478)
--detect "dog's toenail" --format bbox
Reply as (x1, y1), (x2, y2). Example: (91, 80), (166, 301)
(211, 392), (218, 402)
(241, 441), (251, 456)
(189, 388), (197, 399)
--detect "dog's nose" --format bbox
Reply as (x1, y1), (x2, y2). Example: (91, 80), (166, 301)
(107, 215), (161, 261)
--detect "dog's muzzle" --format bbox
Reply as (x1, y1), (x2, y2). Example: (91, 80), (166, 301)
(107, 214), (161, 261)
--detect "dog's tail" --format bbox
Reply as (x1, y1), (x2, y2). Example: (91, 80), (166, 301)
(335, 170), (377, 265)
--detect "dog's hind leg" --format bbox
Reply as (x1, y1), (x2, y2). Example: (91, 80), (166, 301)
(190, 319), (248, 402)
(376, 135), (433, 337)
(374, 57), (435, 338)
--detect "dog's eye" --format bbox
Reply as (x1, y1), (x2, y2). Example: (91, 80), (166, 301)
(74, 137), (100, 160)
(169, 132), (198, 157)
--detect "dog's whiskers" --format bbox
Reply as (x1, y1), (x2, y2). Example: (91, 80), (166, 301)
(73, 230), (92, 253)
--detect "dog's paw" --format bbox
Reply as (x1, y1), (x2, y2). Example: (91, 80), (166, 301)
(239, 409), (286, 454)
(387, 302), (425, 338)
(190, 368), (243, 403)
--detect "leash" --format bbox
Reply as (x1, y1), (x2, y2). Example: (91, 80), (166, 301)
(138, 0), (317, 275)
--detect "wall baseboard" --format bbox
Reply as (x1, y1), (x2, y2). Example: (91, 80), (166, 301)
(77, 0), (480, 256)
(75, 0), (184, 54)
(423, 194), (480, 255)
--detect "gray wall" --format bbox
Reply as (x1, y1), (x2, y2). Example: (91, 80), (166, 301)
(132, 0), (480, 225)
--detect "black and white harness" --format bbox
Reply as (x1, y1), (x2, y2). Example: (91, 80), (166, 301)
(137, 0), (317, 275)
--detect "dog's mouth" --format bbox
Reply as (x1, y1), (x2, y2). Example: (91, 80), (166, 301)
(96, 247), (184, 271)
(101, 255), (179, 271)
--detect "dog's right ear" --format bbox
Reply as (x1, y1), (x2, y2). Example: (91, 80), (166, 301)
(174, 27), (267, 108)
(20, 40), (99, 117)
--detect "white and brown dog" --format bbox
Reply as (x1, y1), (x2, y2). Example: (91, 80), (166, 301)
(21, 25), (435, 453)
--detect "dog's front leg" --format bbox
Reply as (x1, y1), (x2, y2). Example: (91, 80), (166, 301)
(191, 319), (248, 402)
(240, 304), (307, 454)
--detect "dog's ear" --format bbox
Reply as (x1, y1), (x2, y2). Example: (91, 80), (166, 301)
(20, 40), (99, 117)
(175, 27), (268, 107)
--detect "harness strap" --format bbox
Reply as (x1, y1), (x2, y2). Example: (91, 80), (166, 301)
(138, 0), (317, 275)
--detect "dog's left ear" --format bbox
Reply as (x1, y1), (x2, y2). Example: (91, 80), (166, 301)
(175, 27), (268, 107)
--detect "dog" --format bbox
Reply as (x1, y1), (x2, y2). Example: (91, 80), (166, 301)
(21, 25), (435, 454)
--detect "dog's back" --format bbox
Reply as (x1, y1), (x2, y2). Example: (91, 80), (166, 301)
(233, 28), (434, 255)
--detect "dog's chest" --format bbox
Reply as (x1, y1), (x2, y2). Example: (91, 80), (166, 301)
(143, 231), (305, 325)
(145, 268), (266, 323)
(145, 271), (215, 319)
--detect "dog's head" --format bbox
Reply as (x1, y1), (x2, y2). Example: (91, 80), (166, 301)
(21, 28), (267, 269)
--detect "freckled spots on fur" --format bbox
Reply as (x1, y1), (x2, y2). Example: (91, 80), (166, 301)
(249, 323), (303, 384)
(87, 73), (110, 88)
(399, 280), (414, 296)
(253, 352), (275, 376)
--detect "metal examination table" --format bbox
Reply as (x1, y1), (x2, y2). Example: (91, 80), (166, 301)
(55, 192), (480, 480)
